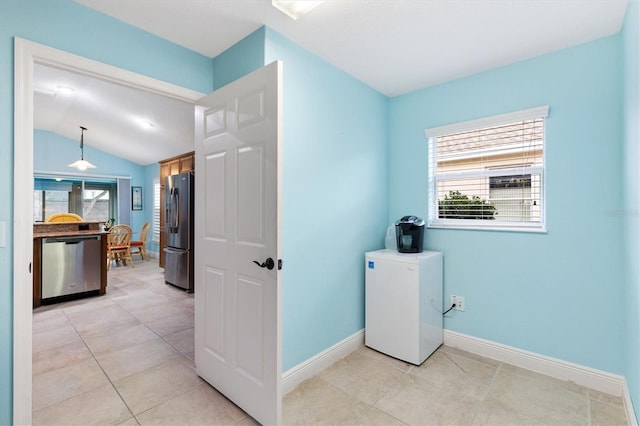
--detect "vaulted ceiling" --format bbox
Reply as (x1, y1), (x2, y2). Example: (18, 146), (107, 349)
(35, 0), (628, 166)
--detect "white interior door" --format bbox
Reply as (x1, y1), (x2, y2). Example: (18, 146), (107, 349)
(194, 61), (282, 425)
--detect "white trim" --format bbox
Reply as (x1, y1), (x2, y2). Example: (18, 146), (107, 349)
(424, 105), (549, 137)
(13, 37), (205, 426)
(445, 330), (637, 424)
(429, 221), (548, 233)
(281, 329), (364, 395)
(13, 34), (34, 426)
(34, 170), (133, 180)
(280, 329), (638, 423)
(19, 39), (203, 103)
(444, 330), (626, 396)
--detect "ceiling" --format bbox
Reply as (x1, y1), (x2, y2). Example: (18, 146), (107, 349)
(34, 64), (195, 166)
(36, 0), (629, 166)
(75, 0), (629, 96)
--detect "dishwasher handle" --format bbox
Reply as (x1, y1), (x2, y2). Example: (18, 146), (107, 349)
(43, 236), (101, 244)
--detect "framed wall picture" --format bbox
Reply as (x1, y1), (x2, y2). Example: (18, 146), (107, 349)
(132, 186), (143, 210)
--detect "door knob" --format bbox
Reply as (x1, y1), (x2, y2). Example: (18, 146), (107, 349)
(253, 257), (275, 270)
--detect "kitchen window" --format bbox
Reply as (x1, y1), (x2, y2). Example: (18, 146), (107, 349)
(34, 176), (117, 223)
(425, 106), (548, 232)
(83, 183), (115, 222)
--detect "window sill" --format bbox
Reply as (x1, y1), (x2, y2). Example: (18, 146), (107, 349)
(428, 222), (547, 234)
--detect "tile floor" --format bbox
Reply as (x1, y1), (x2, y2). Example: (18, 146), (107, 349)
(32, 260), (629, 425)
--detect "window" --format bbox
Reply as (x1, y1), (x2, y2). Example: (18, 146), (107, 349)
(152, 179), (160, 243)
(34, 176), (117, 223)
(33, 186), (70, 222)
(83, 183), (116, 222)
(425, 106), (548, 231)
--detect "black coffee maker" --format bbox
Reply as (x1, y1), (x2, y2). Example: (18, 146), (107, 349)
(395, 215), (425, 253)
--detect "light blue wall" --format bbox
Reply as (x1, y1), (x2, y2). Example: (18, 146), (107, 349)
(212, 27), (266, 91)
(389, 36), (625, 374)
(264, 28), (389, 371)
(34, 130), (147, 233)
(622, 0), (640, 420)
(0, 1), (213, 423)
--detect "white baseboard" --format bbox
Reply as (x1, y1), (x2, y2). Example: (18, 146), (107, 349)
(281, 329), (364, 395)
(444, 330), (637, 424)
(444, 330), (624, 394)
(622, 378), (639, 426)
(279, 328), (637, 424)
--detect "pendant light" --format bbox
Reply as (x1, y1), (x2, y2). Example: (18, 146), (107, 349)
(68, 126), (96, 171)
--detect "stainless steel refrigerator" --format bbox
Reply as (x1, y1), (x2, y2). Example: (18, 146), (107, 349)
(164, 172), (194, 292)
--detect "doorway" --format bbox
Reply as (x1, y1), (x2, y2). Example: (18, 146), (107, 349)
(13, 38), (204, 425)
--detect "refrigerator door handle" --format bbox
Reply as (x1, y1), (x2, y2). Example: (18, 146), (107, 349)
(169, 187), (180, 234)
(173, 188), (179, 230)
(167, 187), (173, 234)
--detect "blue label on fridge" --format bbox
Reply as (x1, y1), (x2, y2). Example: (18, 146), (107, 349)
(368, 261), (374, 269)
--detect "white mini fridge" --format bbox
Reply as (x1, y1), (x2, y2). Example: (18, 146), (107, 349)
(365, 249), (443, 365)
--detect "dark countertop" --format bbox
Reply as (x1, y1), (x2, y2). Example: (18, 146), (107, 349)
(33, 230), (109, 238)
(33, 221), (108, 238)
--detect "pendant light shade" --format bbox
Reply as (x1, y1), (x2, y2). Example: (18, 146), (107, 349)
(68, 126), (96, 171)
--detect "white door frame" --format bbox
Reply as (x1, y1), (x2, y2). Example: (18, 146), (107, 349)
(13, 38), (204, 425)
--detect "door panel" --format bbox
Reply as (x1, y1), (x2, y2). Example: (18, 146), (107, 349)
(236, 275), (264, 381)
(203, 266), (225, 358)
(237, 90), (264, 128)
(237, 145), (264, 245)
(169, 160), (180, 175)
(194, 61), (282, 425)
(205, 107), (226, 136)
(204, 152), (226, 239)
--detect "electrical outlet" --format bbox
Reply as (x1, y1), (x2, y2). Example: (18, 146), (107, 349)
(450, 295), (465, 311)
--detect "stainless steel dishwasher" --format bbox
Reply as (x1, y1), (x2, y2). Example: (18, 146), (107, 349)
(41, 235), (102, 302)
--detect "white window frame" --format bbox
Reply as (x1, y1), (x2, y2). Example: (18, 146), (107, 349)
(425, 106), (549, 233)
(152, 178), (161, 243)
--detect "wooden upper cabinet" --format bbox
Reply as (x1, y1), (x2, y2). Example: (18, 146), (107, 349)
(160, 162), (171, 185)
(169, 160), (180, 176)
(180, 155), (194, 173)
(158, 151), (194, 268)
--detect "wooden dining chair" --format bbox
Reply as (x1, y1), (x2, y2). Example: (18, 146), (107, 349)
(45, 213), (83, 222)
(130, 222), (150, 261)
(106, 224), (134, 270)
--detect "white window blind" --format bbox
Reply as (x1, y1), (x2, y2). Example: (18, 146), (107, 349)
(152, 179), (160, 243)
(425, 106), (548, 231)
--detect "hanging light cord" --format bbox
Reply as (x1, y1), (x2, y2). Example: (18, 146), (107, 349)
(80, 126), (87, 160)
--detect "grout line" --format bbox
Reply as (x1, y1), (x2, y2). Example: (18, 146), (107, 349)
(468, 360), (503, 425)
(31, 306), (138, 419)
(586, 387), (593, 426)
(319, 349), (413, 426)
(480, 362), (502, 401)
(127, 374), (206, 419)
(65, 307), (139, 421)
(31, 262), (188, 422)
(93, 264), (199, 418)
